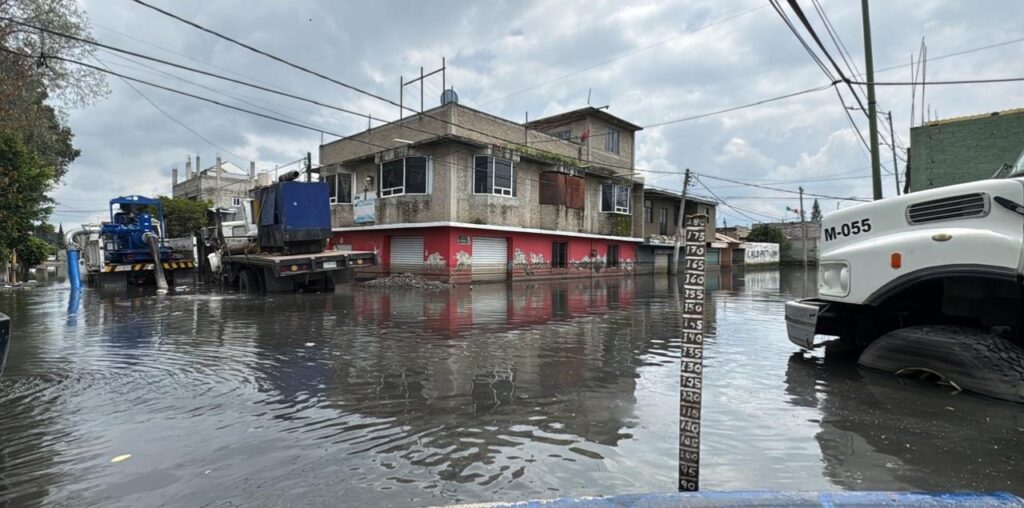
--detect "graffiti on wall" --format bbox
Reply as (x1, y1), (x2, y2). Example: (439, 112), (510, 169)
(455, 251), (472, 271)
(743, 242), (780, 265)
(571, 252), (606, 273)
(513, 249), (547, 275)
(426, 252), (446, 272)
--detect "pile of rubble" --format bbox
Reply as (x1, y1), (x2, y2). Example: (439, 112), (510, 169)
(363, 273), (455, 290)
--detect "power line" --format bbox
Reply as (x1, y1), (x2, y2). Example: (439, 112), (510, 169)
(3, 48), (349, 138)
(643, 82), (837, 128)
(694, 178), (783, 223)
(849, 76), (1024, 86)
(91, 55), (252, 164)
(3, 17), (371, 120)
(132, 0), (405, 112)
(695, 172), (871, 202)
(769, 0), (836, 81)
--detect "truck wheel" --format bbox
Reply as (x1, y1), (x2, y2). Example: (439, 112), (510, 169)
(859, 325), (1024, 403)
(239, 269), (259, 294)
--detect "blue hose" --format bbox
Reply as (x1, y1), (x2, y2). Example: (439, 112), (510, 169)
(67, 248), (82, 290)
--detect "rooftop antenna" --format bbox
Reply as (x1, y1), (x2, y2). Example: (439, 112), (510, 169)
(587, 88), (592, 105)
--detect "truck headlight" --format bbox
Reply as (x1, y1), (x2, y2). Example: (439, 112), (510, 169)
(819, 262), (850, 297)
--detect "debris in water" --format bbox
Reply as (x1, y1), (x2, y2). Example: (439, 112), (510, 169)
(110, 454), (132, 463)
(305, 342), (315, 347)
(363, 273), (454, 290)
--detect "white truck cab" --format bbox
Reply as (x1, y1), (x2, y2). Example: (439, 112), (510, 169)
(786, 156), (1024, 358)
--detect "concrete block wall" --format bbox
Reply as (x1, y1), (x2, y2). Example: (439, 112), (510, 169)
(909, 110), (1024, 192)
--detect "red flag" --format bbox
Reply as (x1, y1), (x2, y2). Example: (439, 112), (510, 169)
(580, 128), (590, 143)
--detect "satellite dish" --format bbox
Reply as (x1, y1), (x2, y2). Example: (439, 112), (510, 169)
(440, 89), (459, 105)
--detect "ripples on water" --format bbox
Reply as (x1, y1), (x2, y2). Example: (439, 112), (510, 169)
(0, 269), (1021, 506)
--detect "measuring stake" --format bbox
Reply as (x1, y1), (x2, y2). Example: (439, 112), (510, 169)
(678, 214), (707, 492)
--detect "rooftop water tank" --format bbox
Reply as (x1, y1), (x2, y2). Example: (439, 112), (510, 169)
(441, 88), (459, 105)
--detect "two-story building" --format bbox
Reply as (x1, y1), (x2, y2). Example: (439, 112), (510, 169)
(172, 155), (256, 210)
(319, 99), (645, 283)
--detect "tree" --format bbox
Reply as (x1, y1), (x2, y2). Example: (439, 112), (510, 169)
(0, 132), (55, 257)
(16, 235), (53, 280)
(155, 196), (213, 238)
(810, 199), (823, 223)
(0, 0), (108, 115)
(746, 223), (790, 251)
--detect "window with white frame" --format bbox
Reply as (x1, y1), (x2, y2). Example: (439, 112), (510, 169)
(604, 128), (620, 154)
(379, 156), (429, 197)
(474, 155), (515, 196)
(327, 172), (354, 204)
(600, 184), (630, 214)
(231, 196), (242, 207)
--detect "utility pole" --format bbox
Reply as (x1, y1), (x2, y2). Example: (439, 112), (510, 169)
(670, 168), (691, 275)
(799, 186), (807, 268)
(861, 0), (883, 201)
(887, 111), (901, 195)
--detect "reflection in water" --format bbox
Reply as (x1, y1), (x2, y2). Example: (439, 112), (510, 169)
(0, 270), (1020, 506)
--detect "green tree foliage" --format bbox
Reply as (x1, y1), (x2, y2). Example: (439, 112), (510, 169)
(17, 236), (54, 278)
(155, 196), (213, 238)
(0, 0), (108, 114)
(746, 224), (790, 251)
(0, 132), (55, 257)
(810, 199), (823, 223)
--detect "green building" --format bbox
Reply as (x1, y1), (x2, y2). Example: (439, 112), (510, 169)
(909, 108), (1024, 192)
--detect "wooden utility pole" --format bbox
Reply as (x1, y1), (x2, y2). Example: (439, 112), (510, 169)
(670, 168), (691, 275)
(799, 186), (807, 268)
(887, 111), (901, 195)
(861, 0), (883, 201)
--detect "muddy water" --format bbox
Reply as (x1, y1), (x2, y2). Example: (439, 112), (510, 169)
(0, 269), (1021, 506)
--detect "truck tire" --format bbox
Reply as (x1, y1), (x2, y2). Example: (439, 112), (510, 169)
(859, 325), (1024, 403)
(239, 269), (259, 294)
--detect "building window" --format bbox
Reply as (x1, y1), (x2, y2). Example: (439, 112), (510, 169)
(644, 200), (653, 223)
(379, 156), (429, 197)
(604, 128), (620, 154)
(231, 196), (242, 207)
(474, 155), (515, 197)
(659, 208), (668, 235)
(327, 173), (353, 204)
(600, 184), (630, 214)
(553, 129), (571, 140)
(607, 245), (620, 267)
(552, 241), (567, 268)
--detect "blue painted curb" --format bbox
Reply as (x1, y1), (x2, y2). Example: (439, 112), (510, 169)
(453, 491), (1024, 507)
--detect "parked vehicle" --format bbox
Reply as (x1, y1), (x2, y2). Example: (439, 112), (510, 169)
(785, 151), (1024, 401)
(65, 196), (196, 291)
(204, 172), (374, 293)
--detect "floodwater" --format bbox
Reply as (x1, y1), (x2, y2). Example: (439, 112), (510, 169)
(0, 268), (1021, 507)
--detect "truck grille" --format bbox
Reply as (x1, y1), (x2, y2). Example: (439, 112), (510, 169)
(906, 193), (988, 224)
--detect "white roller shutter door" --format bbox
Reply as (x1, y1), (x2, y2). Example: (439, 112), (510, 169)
(654, 253), (669, 273)
(390, 237), (424, 273)
(472, 237), (508, 281)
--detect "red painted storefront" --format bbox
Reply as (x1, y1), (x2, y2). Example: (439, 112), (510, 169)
(331, 225), (639, 283)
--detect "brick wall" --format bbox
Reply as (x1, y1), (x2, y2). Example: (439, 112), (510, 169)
(909, 110), (1024, 192)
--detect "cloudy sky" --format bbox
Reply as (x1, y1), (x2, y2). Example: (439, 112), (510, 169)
(52, 0), (1024, 227)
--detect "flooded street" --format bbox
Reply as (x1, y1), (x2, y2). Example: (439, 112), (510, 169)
(1, 268), (1022, 506)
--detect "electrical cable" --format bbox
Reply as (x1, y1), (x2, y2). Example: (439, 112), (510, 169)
(695, 172), (871, 202)
(91, 55), (252, 164)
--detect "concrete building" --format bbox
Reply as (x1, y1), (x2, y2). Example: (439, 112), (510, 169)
(759, 221), (820, 264)
(636, 188), (718, 273)
(171, 155), (256, 210)
(320, 100), (648, 283)
(908, 108), (1024, 192)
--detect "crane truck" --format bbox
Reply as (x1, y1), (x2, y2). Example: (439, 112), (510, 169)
(204, 171), (374, 293)
(785, 151), (1024, 402)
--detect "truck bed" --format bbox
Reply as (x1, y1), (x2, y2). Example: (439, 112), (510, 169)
(222, 249), (374, 275)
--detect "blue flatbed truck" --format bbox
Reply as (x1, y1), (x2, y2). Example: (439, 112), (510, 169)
(208, 176), (374, 293)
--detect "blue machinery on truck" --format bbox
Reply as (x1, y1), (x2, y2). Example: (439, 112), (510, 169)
(65, 195), (195, 291)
